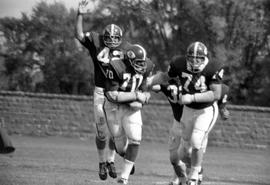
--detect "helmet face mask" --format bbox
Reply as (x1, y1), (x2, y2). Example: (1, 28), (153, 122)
(103, 24), (122, 48)
(186, 42), (209, 73)
(126, 44), (147, 74)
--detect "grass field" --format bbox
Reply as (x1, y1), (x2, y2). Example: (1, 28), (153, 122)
(0, 135), (269, 185)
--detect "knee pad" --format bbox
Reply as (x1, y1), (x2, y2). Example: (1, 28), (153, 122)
(95, 136), (106, 150)
(178, 139), (191, 160)
(169, 148), (179, 164)
(191, 129), (206, 150)
(128, 138), (141, 145)
(108, 137), (115, 150)
(114, 135), (128, 156)
(125, 143), (139, 162)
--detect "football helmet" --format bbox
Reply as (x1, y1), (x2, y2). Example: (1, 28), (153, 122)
(126, 44), (147, 74)
(103, 24), (122, 48)
(186, 41), (209, 73)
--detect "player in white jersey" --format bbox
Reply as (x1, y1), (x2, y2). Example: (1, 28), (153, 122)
(104, 44), (154, 184)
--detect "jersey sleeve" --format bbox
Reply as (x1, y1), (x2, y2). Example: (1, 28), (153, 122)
(220, 84), (229, 99)
(160, 84), (170, 96)
(79, 31), (102, 50)
(206, 60), (225, 85)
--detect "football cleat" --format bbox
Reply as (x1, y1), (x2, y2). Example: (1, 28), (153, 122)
(130, 165), (135, 175)
(98, 162), (107, 180)
(107, 161), (117, 178)
(117, 177), (128, 184)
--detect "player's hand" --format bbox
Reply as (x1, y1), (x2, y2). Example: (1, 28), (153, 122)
(179, 94), (195, 105)
(136, 91), (151, 104)
(219, 107), (230, 120)
(129, 101), (143, 110)
(78, 0), (90, 14)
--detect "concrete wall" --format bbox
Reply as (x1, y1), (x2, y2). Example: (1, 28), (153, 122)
(0, 91), (269, 149)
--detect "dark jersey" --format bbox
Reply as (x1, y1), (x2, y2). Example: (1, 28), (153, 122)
(159, 79), (183, 122)
(79, 31), (131, 88)
(105, 58), (154, 94)
(168, 56), (224, 109)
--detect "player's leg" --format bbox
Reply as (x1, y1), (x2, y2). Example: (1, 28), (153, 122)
(93, 87), (108, 180)
(188, 103), (218, 185)
(168, 119), (187, 185)
(197, 137), (207, 185)
(106, 136), (117, 178)
(117, 109), (142, 184)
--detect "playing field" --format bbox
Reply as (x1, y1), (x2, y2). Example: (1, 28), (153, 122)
(0, 135), (269, 185)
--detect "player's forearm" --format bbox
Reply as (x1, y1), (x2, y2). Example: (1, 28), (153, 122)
(75, 13), (84, 41)
(193, 91), (216, 103)
(147, 72), (169, 88)
(151, 85), (161, 92)
(106, 91), (137, 103)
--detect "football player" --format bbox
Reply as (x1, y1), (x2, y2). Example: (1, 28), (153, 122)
(151, 78), (187, 185)
(76, 0), (131, 180)
(147, 41), (224, 185)
(104, 44), (154, 184)
(152, 80), (230, 185)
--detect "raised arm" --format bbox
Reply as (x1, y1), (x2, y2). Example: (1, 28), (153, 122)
(75, 0), (91, 41)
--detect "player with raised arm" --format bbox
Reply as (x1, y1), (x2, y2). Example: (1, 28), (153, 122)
(148, 41), (224, 185)
(104, 44), (153, 184)
(75, 0), (131, 180)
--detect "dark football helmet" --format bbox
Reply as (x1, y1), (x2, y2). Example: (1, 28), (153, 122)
(126, 44), (147, 74)
(103, 24), (122, 48)
(186, 41), (209, 73)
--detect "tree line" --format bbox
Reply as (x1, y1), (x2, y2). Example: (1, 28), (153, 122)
(0, 0), (269, 106)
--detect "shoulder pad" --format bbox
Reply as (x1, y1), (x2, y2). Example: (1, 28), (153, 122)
(118, 40), (132, 51)
(204, 59), (223, 75)
(168, 56), (186, 77)
(110, 59), (127, 79)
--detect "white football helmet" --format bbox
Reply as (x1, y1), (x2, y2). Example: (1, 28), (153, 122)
(186, 41), (209, 73)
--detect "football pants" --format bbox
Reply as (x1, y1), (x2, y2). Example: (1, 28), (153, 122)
(181, 103), (218, 149)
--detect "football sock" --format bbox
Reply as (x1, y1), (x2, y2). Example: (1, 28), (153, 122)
(125, 143), (139, 162)
(121, 159), (134, 180)
(95, 136), (106, 162)
(107, 137), (116, 162)
(189, 166), (201, 180)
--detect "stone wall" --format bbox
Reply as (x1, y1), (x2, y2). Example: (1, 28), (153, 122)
(0, 91), (269, 149)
